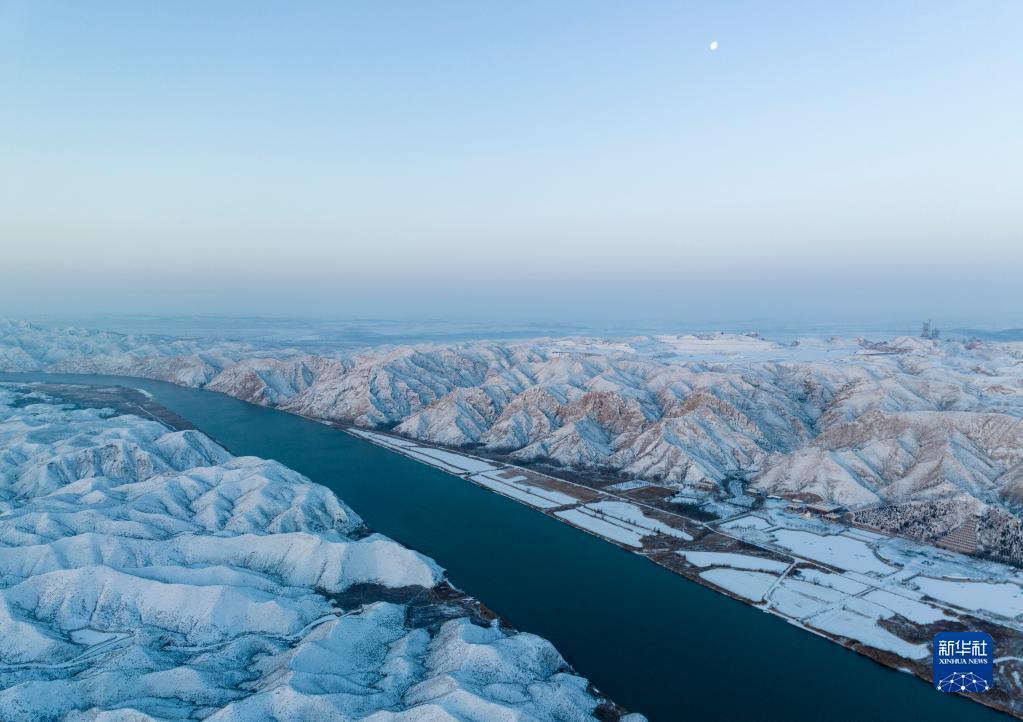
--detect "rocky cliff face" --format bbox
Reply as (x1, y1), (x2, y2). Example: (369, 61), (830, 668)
(5, 320), (1023, 525)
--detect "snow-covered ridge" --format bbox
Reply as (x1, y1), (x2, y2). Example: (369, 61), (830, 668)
(0, 384), (628, 721)
(4, 320), (1023, 540)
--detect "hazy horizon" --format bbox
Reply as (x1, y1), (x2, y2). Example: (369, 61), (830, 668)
(2, 1), (1021, 324)
(9, 312), (1019, 351)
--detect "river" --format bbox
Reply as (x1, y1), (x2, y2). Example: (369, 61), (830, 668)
(0, 372), (1005, 721)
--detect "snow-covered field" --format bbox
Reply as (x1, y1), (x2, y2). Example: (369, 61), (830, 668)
(698, 569), (778, 602)
(408, 446), (498, 474)
(914, 577), (1023, 619)
(469, 470), (579, 509)
(552, 497), (695, 548)
(681, 551), (788, 572)
(582, 501), (693, 541)
(679, 498), (1023, 705)
(0, 384), (630, 721)
(555, 508), (647, 548)
(770, 529), (896, 576)
(553, 499), (695, 548)
(862, 589), (949, 624)
(808, 604), (929, 659)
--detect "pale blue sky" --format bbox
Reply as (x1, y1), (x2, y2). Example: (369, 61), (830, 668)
(1, 1), (1021, 325)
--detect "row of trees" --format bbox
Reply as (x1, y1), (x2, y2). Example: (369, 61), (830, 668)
(855, 501), (1023, 567)
(979, 508), (1023, 566)
(854, 500), (969, 541)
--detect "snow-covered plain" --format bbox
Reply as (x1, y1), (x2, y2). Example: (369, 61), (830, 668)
(582, 501), (693, 541)
(914, 577), (1023, 619)
(553, 500), (694, 549)
(771, 529), (896, 576)
(554, 508), (646, 548)
(681, 552), (788, 572)
(861, 589), (949, 625)
(0, 385), (629, 721)
(808, 603), (929, 659)
(698, 569), (778, 602)
(468, 470), (579, 509)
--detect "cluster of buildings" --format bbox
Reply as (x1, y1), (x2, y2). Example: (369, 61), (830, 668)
(785, 499), (848, 521)
(921, 319), (941, 340)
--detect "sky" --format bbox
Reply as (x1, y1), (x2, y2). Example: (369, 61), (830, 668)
(1, 1), (1021, 328)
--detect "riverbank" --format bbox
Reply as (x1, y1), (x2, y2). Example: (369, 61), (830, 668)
(0, 372), (1010, 721)
(21, 382), (198, 431)
(0, 380), (636, 721)
(343, 425), (1023, 720)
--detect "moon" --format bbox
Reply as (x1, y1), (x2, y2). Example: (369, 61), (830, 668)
(709, 40), (719, 51)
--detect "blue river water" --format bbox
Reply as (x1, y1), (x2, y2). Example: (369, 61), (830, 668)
(0, 372), (1006, 721)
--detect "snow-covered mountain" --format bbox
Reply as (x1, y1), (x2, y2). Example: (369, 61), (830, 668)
(0, 383), (630, 720)
(5, 320), (1023, 533)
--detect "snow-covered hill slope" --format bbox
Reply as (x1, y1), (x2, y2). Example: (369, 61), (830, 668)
(0, 383), (628, 721)
(5, 320), (1023, 525)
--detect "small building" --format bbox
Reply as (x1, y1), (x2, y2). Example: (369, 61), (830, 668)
(805, 501), (846, 517)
